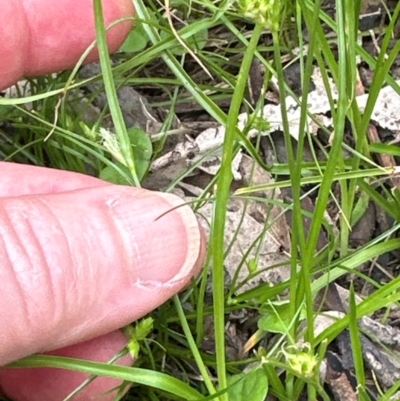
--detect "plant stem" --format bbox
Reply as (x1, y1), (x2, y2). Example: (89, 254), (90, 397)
(211, 22), (263, 400)
(93, 0), (140, 186)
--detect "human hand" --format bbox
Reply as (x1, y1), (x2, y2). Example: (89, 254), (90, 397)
(0, 2), (205, 400)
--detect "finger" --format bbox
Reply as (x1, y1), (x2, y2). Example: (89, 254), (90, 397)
(0, 186), (204, 365)
(0, 331), (133, 401)
(0, 0), (134, 90)
(0, 162), (111, 197)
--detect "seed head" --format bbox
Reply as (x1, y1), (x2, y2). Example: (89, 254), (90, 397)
(237, 0), (282, 30)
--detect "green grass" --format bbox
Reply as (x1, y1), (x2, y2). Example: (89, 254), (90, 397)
(4, 0), (400, 400)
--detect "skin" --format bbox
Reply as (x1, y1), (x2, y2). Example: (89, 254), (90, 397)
(0, 332), (134, 401)
(0, 1), (205, 400)
(1, 0), (135, 90)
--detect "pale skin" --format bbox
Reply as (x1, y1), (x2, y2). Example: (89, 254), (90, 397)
(0, 1), (205, 400)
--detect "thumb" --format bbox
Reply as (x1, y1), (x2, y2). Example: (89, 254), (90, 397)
(0, 185), (203, 365)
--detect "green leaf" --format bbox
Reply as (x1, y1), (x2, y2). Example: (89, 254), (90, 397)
(128, 127), (152, 180)
(168, 0), (188, 6)
(351, 191), (369, 226)
(258, 301), (307, 334)
(0, 105), (14, 120)
(119, 21), (148, 53)
(99, 163), (132, 185)
(227, 369), (268, 401)
(369, 142), (400, 157)
(9, 355), (203, 400)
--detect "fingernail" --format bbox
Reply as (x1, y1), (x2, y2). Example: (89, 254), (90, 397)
(108, 189), (202, 284)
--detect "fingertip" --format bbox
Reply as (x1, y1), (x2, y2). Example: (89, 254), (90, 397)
(142, 192), (204, 283)
(23, 0), (135, 77)
(0, 0), (135, 89)
(0, 1), (29, 90)
(0, 162), (111, 197)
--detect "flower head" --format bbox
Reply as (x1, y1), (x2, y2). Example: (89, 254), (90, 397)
(237, 0), (283, 30)
(281, 342), (318, 378)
